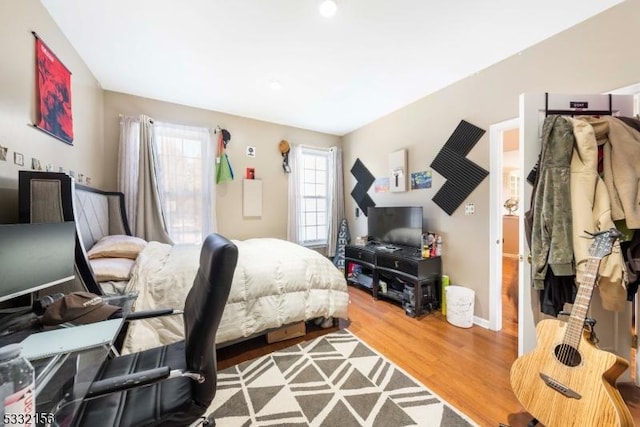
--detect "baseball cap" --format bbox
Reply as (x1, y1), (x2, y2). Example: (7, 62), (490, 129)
(221, 129), (231, 143)
(40, 292), (121, 326)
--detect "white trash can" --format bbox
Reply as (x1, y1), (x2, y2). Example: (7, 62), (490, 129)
(445, 286), (475, 328)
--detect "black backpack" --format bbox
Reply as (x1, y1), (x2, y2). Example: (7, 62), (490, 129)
(622, 230), (640, 299)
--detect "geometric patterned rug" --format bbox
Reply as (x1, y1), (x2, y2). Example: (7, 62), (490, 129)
(207, 329), (478, 426)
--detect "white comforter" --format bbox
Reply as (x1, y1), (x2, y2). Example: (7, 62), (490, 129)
(123, 238), (349, 353)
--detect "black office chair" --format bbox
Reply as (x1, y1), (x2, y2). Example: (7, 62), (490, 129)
(72, 233), (238, 426)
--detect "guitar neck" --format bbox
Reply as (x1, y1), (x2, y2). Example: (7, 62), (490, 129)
(564, 257), (600, 348)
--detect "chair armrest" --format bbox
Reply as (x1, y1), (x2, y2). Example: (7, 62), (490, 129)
(110, 308), (183, 320)
(101, 292), (138, 305)
(125, 309), (181, 320)
(85, 367), (171, 399)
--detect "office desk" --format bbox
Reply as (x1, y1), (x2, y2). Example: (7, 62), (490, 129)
(32, 344), (116, 426)
(0, 293), (136, 426)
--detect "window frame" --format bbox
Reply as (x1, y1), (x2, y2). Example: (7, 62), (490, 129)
(153, 122), (214, 244)
(298, 147), (331, 247)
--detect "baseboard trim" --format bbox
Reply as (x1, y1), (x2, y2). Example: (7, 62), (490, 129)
(473, 316), (491, 329)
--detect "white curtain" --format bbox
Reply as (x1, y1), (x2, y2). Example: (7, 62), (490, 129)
(117, 114), (173, 244)
(117, 116), (140, 234)
(287, 144), (303, 244)
(153, 121), (216, 244)
(326, 146), (345, 256)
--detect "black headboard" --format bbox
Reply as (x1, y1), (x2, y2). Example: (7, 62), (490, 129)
(18, 171), (132, 295)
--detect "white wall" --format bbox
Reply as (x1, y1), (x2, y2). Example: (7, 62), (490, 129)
(0, 0), (340, 240)
(103, 91), (340, 240)
(342, 0), (640, 322)
(0, 0), (104, 223)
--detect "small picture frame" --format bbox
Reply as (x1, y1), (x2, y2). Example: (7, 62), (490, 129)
(31, 158), (42, 171)
(14, 152), (24, 166)
(0, 146), (7, 161)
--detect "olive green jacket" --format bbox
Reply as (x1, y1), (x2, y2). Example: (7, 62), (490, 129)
(531, 115), (575, 290)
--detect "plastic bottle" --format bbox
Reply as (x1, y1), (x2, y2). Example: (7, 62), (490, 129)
(435, 235), (443, 257)
(0, 344), (35, 426)
(421, 234), (429, 258)
(429, 233), (437, 258)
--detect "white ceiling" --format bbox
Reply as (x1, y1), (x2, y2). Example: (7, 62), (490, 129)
(41, 0), (623, 136)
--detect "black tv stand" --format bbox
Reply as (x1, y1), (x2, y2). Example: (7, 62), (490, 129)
(344, 244), (441, 317)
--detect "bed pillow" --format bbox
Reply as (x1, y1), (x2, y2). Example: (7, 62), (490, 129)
(89, 258), (135, 282)
(87, 235), (147, 260)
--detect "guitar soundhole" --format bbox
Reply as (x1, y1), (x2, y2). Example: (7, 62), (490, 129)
(554, 344), (582, 367)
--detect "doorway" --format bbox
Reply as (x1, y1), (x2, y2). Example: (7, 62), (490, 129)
(489, 118), (520, 334)
(501, 128), (520, 336)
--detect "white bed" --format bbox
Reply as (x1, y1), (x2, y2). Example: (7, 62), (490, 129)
(123, 238), (349, 351)
(18, 169), (349, 350)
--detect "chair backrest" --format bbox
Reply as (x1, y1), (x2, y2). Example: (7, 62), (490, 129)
(183, 233), (238, 407)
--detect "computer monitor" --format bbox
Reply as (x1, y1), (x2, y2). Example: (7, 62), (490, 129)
(0, 221), (76, 303)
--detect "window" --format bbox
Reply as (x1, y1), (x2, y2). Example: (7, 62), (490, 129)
(298, 147), (330, 246)
(508, 170), (520, 200)
(153, 122), (215, 244)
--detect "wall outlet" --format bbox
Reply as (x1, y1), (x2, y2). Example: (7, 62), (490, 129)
(464, 203), (475, 215)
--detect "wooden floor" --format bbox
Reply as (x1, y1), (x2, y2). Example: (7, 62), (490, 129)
(502, 256), (518, 337)
(217, 285), (640, 427)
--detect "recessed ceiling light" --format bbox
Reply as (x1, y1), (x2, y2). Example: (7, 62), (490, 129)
(319, 0), (337, 18)
(270, 81), (282, 91)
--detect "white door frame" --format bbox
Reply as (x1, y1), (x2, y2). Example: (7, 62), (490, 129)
(489, 117), (519, 331)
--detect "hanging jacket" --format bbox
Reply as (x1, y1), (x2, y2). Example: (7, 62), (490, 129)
(215, 131), (234, 184)
(569, 117), (627, 311)
(597, 116), (640, 228)
(531, 115), (575, 290)
(539, 270), (576, 317)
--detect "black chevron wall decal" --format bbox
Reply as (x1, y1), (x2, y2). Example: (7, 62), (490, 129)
(430, 120), (488, 215)
(350, 158), (375, 216)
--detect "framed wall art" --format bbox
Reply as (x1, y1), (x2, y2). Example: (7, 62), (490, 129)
(14, 152), (24, 166)
(388, 149), (407, 192)
(32, 32), (74, 145)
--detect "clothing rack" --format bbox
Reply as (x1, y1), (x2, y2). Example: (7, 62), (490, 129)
(529, 93), (615, 185)
(544, 92), (613, 117)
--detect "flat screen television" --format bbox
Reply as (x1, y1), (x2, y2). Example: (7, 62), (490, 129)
(367, 206), (423, 248)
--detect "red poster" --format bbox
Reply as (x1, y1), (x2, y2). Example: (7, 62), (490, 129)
(35, 36), (74, 144)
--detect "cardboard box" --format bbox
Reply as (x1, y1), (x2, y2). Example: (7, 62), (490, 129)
(266, 321), (306, 343)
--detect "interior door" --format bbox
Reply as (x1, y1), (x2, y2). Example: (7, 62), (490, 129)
(518, 93), (636, 382)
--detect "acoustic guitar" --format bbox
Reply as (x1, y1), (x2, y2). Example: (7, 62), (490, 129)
(510, 229), (634, 427)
